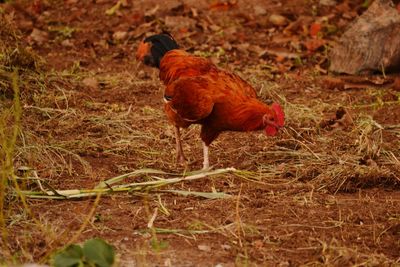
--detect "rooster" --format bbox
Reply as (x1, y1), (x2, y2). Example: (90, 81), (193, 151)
(136, 33), (285, 169)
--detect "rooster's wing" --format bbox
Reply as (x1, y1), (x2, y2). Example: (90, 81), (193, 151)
(165, 76), (216, 122)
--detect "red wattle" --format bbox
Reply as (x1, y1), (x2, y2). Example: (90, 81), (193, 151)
(265, 125), (278, 136)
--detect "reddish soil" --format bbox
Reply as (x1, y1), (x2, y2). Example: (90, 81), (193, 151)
(1, 0), (400, 266)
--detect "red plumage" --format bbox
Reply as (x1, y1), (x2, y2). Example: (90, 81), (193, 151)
(136, 34), (285, 169)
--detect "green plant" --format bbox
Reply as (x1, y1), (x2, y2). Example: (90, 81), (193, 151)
(52, 238), (115, 267)
(0, 70), (21, 244)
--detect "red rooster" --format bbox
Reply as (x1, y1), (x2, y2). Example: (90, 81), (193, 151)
(136, 33), (285, 169)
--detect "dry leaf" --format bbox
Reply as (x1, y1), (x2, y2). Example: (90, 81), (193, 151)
(253, 239), (264, 249)
(284, 16), (313, 34)
(304, 39), (326, 53)
(209, 0), (238, 11)
(191, 7), (198, 17)
(105, 0), (123, 16)
(234, 43), (250, 53)
(164, 16), (196, 31)
(310, 22), (322, 37)
(132, 21), (156, 38)
(260, 48), (301, 60)
(144, 5), (159, 17)
(319, 107), (353, 130)
(323, 76), (345, 90)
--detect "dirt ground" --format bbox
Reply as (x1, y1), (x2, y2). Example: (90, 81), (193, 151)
(1, 0), (400, 266)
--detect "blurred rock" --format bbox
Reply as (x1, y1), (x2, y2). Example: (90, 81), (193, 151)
(320, 0), (337, 6)
(29, 28), (48, 45)
(330, 0), (400, 74)
(198, 244), (211, 252)
(61, 39), (73, 47)
(209, 24), (221, 32)
(222, 41), (232, 51)
(113, 31), (128, 41)
(82, 77), (99, 89)
(269, 14), (288, 26)
(254, 5), (267, 16)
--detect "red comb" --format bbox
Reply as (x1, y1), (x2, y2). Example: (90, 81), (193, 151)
(272, 103), (285, 127)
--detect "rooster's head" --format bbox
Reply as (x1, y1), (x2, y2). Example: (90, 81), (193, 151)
(136, 33), (179, 68)
(262, 103), (285, 136)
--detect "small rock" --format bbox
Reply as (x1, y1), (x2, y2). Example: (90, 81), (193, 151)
(29, 28), (48, 45)
(61, 39), (73, 47)
(329, 0), (400, 74)
(320, 0), (337, 6)
(269, 14), (288, 26)
(113, 31), (128, 41)
(209, 24), (221, 32)
(253, 239), (264, 249)
(222, 42), (232, 51)
(164, 258), (172, 267)
(197, 244), (211, 252)
(221, 244), (231, 250)
(254, 5), (267, 16)
(365, 159), (378, 167)
(82, 77), (99, 89)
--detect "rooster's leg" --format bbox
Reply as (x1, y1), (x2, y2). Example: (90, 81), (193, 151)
(202, 142), (210, 170)
(174, 126), (186, 164)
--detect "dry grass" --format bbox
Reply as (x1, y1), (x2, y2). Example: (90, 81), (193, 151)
(1, 10), (400, 266)
(2, 62), (399, 265)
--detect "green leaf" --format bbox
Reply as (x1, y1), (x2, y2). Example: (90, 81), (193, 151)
(53, 244), (84, 267)
(83, 238), (115, 267)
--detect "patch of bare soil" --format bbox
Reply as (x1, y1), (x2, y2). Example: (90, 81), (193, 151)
(1, 0), (400, 266)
